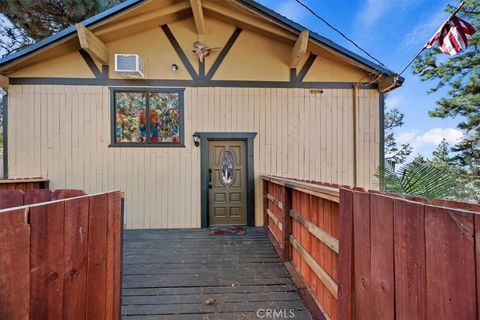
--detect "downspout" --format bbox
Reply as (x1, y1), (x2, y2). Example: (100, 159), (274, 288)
(2, 91), (7, 178)
(379, 92), (385, 191)
(352, 85), (358, 187)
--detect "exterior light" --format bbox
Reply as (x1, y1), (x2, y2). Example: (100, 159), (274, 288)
(193, 135), (200, 147)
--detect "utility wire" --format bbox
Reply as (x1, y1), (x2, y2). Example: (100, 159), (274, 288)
(294, 0), (392, 73)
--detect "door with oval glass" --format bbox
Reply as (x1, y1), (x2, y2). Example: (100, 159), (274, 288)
(208, 140), (247, 225)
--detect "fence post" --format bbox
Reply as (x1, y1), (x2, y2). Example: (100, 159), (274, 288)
(282, 186), (292, 261)
(263, 179), (268, 227)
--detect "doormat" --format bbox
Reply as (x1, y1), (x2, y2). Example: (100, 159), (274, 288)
(208, 226), (246, 235)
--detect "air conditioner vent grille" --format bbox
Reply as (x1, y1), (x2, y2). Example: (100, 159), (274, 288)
(116, 55), (137, 71)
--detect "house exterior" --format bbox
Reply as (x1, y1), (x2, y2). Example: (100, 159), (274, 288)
(0, 0), (402, 229)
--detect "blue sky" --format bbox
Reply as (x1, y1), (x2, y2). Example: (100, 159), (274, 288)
(257, 0), (464, 160)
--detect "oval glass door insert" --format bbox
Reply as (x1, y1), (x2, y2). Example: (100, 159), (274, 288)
(220, 150), (234, 185)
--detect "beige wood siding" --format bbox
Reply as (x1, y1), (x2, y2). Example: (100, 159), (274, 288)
(8, 85), (379, 228)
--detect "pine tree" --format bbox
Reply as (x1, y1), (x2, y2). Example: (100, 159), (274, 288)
(0, 0), (123, 56)
(384, 105), (412, 164)
(412, 0), (479, 178)
(432, 139), (452, 164)
(430, 139), (479, 203)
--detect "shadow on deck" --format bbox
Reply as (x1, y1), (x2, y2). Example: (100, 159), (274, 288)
(122, 228), (311, 319)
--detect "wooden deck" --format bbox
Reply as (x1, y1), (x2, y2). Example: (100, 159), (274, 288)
(122, 228), (311, 319)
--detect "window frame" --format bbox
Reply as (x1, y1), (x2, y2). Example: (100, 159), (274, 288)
(109, 87), (185, 148)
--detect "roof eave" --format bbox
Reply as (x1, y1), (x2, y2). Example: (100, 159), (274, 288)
(0, 0), (146, 70)
(0, 0), (400, 81)
(238, 0), (398, 78)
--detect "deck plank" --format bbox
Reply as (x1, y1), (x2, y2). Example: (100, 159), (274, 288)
(122, 228), (311, 319)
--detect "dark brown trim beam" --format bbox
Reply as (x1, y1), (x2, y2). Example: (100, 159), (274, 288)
(205, 28), (242, 80)
(79, 49), (103, 79)
(161, 25), (199, 80)
(9, 77), (378, 89)
(294, 53), (316, 83)
(198, 59), (205, 80)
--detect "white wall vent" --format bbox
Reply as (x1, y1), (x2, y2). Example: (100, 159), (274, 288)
(114, 54), (144, 78)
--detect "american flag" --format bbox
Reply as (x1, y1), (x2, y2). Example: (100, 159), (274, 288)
(426, 16), (476, 55)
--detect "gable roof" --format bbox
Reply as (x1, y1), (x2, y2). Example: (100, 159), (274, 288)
(0, 0), (402, 82)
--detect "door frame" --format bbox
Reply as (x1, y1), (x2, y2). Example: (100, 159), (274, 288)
(193, 132), (257, 228)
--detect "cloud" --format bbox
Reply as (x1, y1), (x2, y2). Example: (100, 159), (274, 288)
(402, 8), (448, 49)
(386, 94), (402, 108)
(355, 0), (392, 30)
(397, 128), (463, 147)
(397, 132), (417, 144)
(275, 0), (307, 23)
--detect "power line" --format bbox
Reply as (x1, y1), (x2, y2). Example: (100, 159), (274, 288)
(294, 0), (393, 74)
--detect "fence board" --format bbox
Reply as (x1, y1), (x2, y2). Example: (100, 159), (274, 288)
(283, 187), (292, 260)
(24, 189), (52, 205)
(394, 199), (426, 320)
(370, 194), (395, 320)
(425, 205), (476, 320)
(301, 192), (312, 290)
(86, 193), (109, 319)
(63, 197), (89, 319)
(0, 190), (24, 209)
(29, 201), (65, 319)
(475, 214), (480, 320)
(323, 198), (333, 318)
(338, 188), (353, 320)
(0, 208), (30, 320)
(107, 191), (122, 320)
(310, 196), (320, 301)
(316, 197), (326, 314)
(353, 191), (372, 320)
(52, 189), (86, 200)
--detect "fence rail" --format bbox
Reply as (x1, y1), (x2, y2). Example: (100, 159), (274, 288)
(0, 191), (123, 320)
(262, 174), (480, 320)
(263, 175), (340, 319)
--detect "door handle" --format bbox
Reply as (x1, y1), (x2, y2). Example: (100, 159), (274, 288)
(208, 168), (213, 189)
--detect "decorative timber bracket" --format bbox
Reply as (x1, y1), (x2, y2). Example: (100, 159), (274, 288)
(76, 24), (109, 79)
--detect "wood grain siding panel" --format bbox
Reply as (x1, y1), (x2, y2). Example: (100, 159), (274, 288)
(8, 85), (379, 228)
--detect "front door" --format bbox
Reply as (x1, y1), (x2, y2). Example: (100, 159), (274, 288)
(208, 140), (247, 225)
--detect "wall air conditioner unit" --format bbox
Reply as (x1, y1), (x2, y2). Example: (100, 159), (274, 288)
(114, 54), (144, 78)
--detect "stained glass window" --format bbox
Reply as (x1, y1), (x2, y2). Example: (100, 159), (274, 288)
(149, 92), (180, 143)
(220, 150), (234, 185)
(115, 92), (146, 143)
(112, 89), (183, 146)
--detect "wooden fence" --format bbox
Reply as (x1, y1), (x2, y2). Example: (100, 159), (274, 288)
(263, 175), (340, 319)
(0, 190), (123, 320)
(262, 175), (480, 320)
(0, 177), (49, 190)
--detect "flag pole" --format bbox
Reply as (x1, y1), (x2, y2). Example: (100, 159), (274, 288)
(395, 1), (466, 79)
